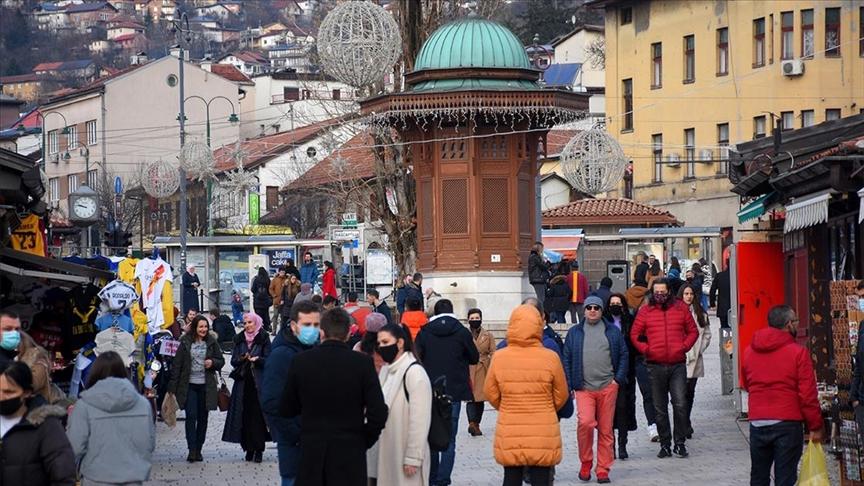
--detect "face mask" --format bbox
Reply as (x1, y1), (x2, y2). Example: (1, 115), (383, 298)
(469, 320), (482, 330)
(653, 293), (669, 305)
(297, 326), (319, 346)
(0, 330), (20, 351)
(0, 396), (22, 416)
(608, 305), (623, 316)
(377, 343), (399, 364)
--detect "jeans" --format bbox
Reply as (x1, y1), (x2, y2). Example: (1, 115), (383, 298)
(685, 378), (698, 434)
(276, 441), (299, 486)
(749, 421), (804, 486)
(430, 401), (461, 486)
(549, 311), (567, 324)
(502, 466), (551, 486)
(634, 357), (656, 426)
(647, 362), (688, 447)
(568, 303), (584, 324)
(184, 383), (208, 451)
(532, 284), (547, 307)
(466, 401), (484, 425)
(575, 382), (619, 474)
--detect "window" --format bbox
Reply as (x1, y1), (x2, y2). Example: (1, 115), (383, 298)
(716, 28), (729, 75)
(266, 186), (279, 212)
(781, 12), (794, 59)
(620, 7), (632, 25)
(652, 134), (663, 183)
(621, 79), (633, 131)
(801, 109), (815, 127)
(753, 115), (766, 138)
(66, 125), (78, 150)
(48, 130), (58, 155)
(825, 8), (840, 57)
(651, 42), (662, 88)
(67, 174), (78, 194)
(753, 18), (765, 67)
(86, 120), (97, 145)
(87, 169), (98, 188)
(717, 123), (729, 174)
(49, 178), (59, 202)
(826, 108), (841, 121)
(283, 87), (300, 101)
(801, 9), (814, 58)
(332, 89), (341, 100)
(683, 35), (695, 82)
(781, 111), (794, 130)
(684, 128), (695, 179)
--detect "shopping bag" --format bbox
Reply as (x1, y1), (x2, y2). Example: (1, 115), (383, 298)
(217, 373), (231, 412)
(161, 392), (179, 428)
(798, 440), (829, 486)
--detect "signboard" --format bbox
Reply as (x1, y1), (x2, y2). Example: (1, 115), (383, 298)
(114, 176), (122, 194)
(262, 248), (296, 274)
(331, 227), (361, 242)
(248, 193), (260, 224)
(248, 254), (268, 282)
(341, 212), (357, 228)
(366, 249), (393, 285)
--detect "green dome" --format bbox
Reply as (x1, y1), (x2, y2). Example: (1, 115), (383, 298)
(414, 17), (531, 71)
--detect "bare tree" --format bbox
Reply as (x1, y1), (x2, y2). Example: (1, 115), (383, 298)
(585, 36), (605, 69)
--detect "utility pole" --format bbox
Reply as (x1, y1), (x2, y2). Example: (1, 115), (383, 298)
(174, 13), (191, 311)
(81, 146), (91, 254)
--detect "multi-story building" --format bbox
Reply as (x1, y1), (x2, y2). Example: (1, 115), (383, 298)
(594, 0), (864, 235)
(0, 74), (42, 104)
(65, 1), (119, 32)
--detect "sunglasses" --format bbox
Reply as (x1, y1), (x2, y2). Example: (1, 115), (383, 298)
(585, 305), (602, 311)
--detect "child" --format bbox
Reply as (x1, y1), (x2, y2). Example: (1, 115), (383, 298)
(231, 291), (244, 325)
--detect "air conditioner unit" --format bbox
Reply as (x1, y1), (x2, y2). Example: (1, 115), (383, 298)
(666, 153), (681, 167)
(699, 149), (713, 162)
(782, 59), (804, 76)
(50, 155), (59, 164)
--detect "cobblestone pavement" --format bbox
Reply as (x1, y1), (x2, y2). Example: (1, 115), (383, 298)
(146, 318), (838, 485)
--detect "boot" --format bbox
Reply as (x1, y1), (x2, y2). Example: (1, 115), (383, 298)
(193, 449), (203, 462)
(253, 450), (263, 463)
(186, 450), (195, 463)
(618, 443), (629, 460)
(245, 450), (254, 462)
(468, 422), (482, 436)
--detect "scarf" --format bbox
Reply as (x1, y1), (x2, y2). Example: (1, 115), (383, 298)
(244, 313), (263, 349)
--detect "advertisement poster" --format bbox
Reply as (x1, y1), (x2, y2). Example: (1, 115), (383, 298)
(263, 248), (297, 274)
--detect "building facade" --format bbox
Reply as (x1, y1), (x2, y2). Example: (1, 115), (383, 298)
(596, 0), (864, 236)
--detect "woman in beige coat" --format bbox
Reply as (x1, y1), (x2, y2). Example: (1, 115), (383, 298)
(466, 308), (495, 436)
(679, 284), (712, 439)
(367, 324), (432, 486)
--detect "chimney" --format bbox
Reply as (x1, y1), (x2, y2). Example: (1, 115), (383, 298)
(130, 51), (149, 65)
(168, 44), (188, 61)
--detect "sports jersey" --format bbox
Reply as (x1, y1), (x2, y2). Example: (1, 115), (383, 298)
(94, 313), (134, 333)
(134, 257), (173, 333)
(98, 280), (138, 312)
(118, 257), (139, 283)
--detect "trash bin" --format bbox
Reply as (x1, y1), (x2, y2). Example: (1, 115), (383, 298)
(606, 260), (630, 294)
(720, 325), (734, 395)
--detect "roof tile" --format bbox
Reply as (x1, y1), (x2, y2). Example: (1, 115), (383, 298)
(543, 198), (679, 225)
(209, 64), (254, 84)
(287, 131), (375, 190)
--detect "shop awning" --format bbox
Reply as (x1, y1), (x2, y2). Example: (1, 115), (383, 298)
(0, 247), (114, 283)
(737, 192), (776, 224)
(858, 187), (864, 224)
(783, 191), (832, 234)
(541, 229), (582, 260)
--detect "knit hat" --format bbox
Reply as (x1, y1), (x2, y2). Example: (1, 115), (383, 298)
(365, 312), (388, 333)
(584, 295), (605, 310)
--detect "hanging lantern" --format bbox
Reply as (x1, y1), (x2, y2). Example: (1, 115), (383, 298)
(142, 159), (180, 199)
(560, 129), (629, 195)
(317, 0), (401, 89)
(180, 138), (215, 182)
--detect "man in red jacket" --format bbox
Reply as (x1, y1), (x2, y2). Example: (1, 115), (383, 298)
(631, 278), (698, 459)
(742, 305), (823, 486)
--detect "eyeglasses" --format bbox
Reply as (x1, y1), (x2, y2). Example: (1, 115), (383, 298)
(585, 305), (602, 311)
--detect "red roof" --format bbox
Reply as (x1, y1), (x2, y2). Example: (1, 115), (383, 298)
(108, 21), (145, 30)
(545, 129), (579, 157)
(112, 33), (142, 42)
(225, 51), (268, 64)
(0, 73), (39, 84)
(209, 64), (253, 85)
(212, 117), (347, 173)
(33, 62), (63, 72)
(287, 131), (376, 190)
(542, 198), (679, 226)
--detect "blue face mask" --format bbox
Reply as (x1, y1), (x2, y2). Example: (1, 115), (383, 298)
(297, 326), (319, 346)
(1, 330), (20, 351)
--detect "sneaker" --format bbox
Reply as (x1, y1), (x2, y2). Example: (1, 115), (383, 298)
(618, 444), (629, 460)
(648, 424), (659, 442)
(673, 444), (689, 458)
(657, 446), (672, 458)
(579, 462), (592, 482)
(597, 472), (611, 484)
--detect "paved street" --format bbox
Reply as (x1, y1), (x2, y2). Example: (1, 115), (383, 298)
(145, 318), (831, 485)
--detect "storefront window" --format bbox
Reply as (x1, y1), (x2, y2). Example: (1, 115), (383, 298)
(218, 249), (251, 309)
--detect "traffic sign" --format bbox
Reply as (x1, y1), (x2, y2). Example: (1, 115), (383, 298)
(341, 212), (357, 228)
(331, 227), (361, 241)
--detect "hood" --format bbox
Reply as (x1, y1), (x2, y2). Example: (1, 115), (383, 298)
(426, 314), (466, 336)
(80, 377), (141, 413)
(550, 275), (567, 285)
(23, 402), (66, 427)
(627, 286), (648, 298)
(751, 326), (795, 353)
(505, 305), (543, 348)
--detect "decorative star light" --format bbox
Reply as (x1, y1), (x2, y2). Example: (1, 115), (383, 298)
(560, 129), (629, 195)
(142, 159), (180, 198)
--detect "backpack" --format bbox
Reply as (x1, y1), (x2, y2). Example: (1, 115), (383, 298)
(402, 361), (452, 451)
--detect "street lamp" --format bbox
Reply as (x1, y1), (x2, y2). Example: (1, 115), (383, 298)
(36, 111), (72, 167)
(183, 94), (239, 237)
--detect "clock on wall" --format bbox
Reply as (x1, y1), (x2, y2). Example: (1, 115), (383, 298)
(68, 185), (100, 225)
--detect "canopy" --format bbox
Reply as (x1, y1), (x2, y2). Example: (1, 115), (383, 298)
(542, 228), (582, 261)
(783, 191), (832, 233)
(737, 192), (776, 224)
(0, 247), (114, 284)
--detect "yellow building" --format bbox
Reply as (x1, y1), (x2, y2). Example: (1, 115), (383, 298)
(594, 0), (864, 230)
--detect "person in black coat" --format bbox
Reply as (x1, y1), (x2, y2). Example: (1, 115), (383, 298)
(591, 277), (614, 306)
(414, 299), (479, 486)
(710, 268), (731, 328)
(546, 274), (572, 323)
(222, 312), (272, 463)
(0, 362), (76, 486)
(251, 267), (273, 333)
(280, 308), (388, 486)
(603, 293), (638, 460)
(181, 265), (201, 314)
(528, 242), (551, 306)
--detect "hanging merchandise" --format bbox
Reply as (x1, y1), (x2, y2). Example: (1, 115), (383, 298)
(94, 313), (134, 333)
(28, 288), (69, 356)
(10, 214), (47, 257)
(94, 327), (136, 366)
(118, 257), (139, 284)
(134, 255), (173, 334)
(66, 283), (101, 356)
(97, 279), (138, 313)
(68, 343), (97, 399)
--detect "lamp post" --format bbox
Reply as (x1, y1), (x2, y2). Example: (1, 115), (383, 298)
(171, 13), (192, 303)
(184, 95), (239, 237)
(37, 111), (72, 169)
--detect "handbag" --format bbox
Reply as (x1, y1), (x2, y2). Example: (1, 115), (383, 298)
(217, 373), (231, 412)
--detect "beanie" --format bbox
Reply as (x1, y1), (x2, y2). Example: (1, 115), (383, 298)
(584, 295), (605, 310)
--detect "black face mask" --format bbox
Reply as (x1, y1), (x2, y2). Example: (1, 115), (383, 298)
(377, 343), (399, 364)
(469, 320), (482, 330)
(608, 305), (623, 316)
(0, 396), (22, 416)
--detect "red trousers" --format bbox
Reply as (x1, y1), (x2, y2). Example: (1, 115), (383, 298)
(575, 381), (619, 474)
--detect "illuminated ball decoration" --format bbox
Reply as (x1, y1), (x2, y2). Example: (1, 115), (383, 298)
(180, 138), (215, 182)
(560, 129), (629, 195)
(142, 159), (180, 199)
(317, 0), (401, 88)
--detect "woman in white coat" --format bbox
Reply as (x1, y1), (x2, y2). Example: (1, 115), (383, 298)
(679, 284), (712, 439)
(367, 324), (432, 486)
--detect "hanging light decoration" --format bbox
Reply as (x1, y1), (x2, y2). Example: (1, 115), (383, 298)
(560, 129), (629, 195)
(142, 159), (180, 199)
(180, 138), (215, 182)
(317, 0), (401, 89)
(217, 141), (257, 194)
